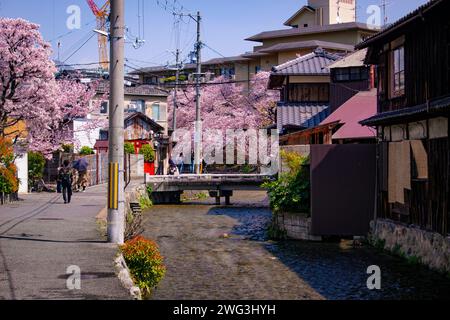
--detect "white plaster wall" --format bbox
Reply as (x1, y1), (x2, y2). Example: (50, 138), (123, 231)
(73, 119), (101, 152)
(15, 152), (28, 194)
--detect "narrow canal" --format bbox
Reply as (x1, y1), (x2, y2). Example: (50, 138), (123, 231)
(142, 191), (450, 300)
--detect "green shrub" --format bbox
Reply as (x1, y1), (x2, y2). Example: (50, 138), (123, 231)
(61, 144), (74, 154)
(28, 152), (46, 190)
(0, 137), (18, 194)
(262, 151), (310, 214)
(120, 236), (166, 298)
(124, 142), (136, 155)
(139, 194), (153, 210)
(79, 146), (94, 156)
(139, 144), (155, 163)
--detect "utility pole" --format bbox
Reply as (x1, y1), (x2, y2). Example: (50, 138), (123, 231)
(172, 48), (180, 131)
(174, 11), (202, 174)
(194, 11), (202, 175)
(381, 0), (387, 27)
(108, 0), (125, 244)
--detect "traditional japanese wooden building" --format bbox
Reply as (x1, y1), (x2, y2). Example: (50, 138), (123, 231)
(358, 0), (450, 237)
(277, 48), (377, 145)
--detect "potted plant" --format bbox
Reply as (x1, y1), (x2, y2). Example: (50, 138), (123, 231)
(140, 144), (156, 175)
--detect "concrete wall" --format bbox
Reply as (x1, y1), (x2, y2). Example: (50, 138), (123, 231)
(274, 212), (322, 241)
(370, 219), (450, 273)
(14, 151), (28, 194)
(308, 0), (356, 25)
(288, 10), (317, 28)
(129, 154), (144, 178)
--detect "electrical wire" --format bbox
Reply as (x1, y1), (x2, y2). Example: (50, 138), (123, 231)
(61, 18), (109, 64)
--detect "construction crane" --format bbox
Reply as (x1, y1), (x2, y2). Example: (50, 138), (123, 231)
(86, 0), (110, 70)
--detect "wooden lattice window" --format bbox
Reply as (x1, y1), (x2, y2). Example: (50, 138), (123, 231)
(392, 46), (405, 97)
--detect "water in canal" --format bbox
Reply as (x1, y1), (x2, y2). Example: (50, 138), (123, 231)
(147, 191), (450, 300)
(209, 204), (450, 300)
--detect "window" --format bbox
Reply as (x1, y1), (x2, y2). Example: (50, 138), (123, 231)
(255, 66), (261, 74)
(100, 101), (108, 114)
(392, 46), (405, 97)
(350, 67), (361, 80)
(335, 68), (350, 81)
(333, 67), (369, 82)
(288, 83), (329, 103)
(127, 100), (145, 113)
(303, 24), (308, 28)
(99, 129), (109, 141)
(152, 103), (161, 121)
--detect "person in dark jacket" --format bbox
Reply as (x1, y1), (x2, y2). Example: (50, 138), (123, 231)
(58, 160), (73, 204)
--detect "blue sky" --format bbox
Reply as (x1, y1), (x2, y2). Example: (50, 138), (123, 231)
(0, 0), (428, 70)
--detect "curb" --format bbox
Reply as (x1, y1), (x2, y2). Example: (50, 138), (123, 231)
(114, 254), (142, 300)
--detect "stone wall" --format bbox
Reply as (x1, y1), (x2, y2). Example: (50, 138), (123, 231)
(128, 155), (145, 178)
(125, 184), (148, 211)
(274, 212), (322, 241)
(370, 219), (450, 273)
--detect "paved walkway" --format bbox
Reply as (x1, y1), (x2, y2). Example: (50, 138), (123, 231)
(0, 186), (129, 300)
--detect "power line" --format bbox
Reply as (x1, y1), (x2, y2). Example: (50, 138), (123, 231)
(62, 18), (109, 65)
(47, 19), (97, 43)
(55, 61), (110, 67)
(62, 32), (97, 64)
(203, 43), (226, 58)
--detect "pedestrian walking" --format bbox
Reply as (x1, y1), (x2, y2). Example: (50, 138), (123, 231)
(176, 152), (184, 175)
(74, 158), (90, 192)
(58, 160), (73, 204)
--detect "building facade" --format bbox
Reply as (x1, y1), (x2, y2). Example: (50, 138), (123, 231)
(131, 0), (379, 88)
(278, 48), (377, 145)
(358, 0), (449, 271)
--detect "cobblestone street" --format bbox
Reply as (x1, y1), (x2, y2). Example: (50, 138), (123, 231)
(143, 191), (450, 300)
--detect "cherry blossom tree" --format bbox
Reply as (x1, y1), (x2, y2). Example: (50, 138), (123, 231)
(167, 73), (279, 165)
(168, 72), (279, 132)
(0, 18), (102, 156)
(27, 78), (102, 155)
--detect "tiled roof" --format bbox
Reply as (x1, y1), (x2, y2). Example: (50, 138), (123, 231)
(96, 82), (169, 97)
(277, 103), (330, 132)
(259, 40), (354, 54)
(203, 56), (250, 64)
(360, 94), (450, 126)
(128, 63), (197, 75)
(321, 89), (377, 140)
(326, 48), (368, 69)
(271, 48), (342, 75)
(241, 52), (271, 58)
(129, 56), (248, 75)
(356, 0), (444, 50)
(246, 22), (380, 42)
(125, 112), (164, 132)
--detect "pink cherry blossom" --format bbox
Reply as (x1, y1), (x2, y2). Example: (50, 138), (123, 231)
(1, 18), (101, 156)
